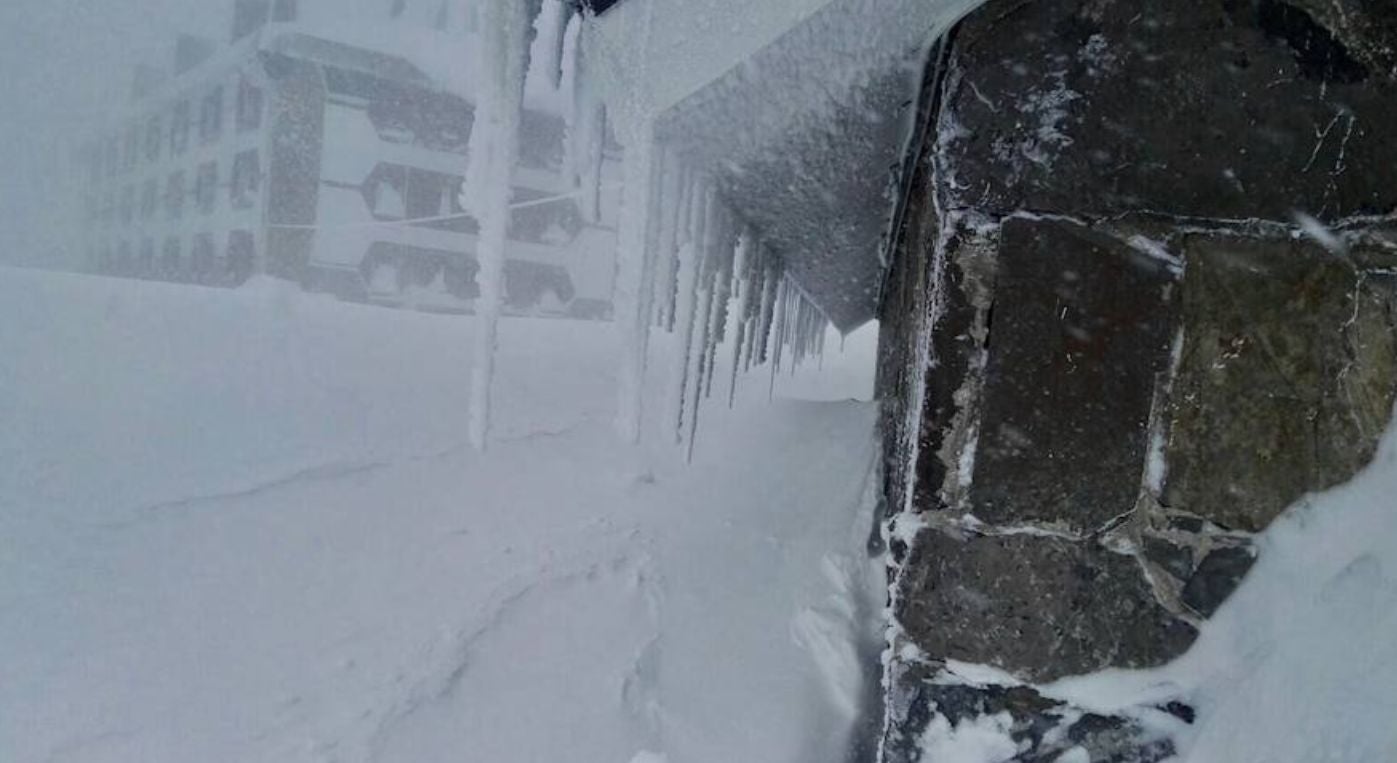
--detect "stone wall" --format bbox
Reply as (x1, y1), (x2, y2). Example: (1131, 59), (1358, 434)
(876, 0), (1397, 759)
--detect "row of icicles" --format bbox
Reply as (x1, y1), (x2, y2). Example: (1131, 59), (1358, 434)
(469, 0), (831, 454)
(637, 151), (831, 458)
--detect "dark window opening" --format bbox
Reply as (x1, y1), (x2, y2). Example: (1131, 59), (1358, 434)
(508, 190), (583, 245)
(237, 77), (264, 131)
(364, 163), (407, 220)
(166, 171), (186, 220)
(231, 150), (261, 208)
(195, 161), (218, 214)
(406, 168), (474, 232)
(192, 233), (216, 282)
(200, 87), (224, 143)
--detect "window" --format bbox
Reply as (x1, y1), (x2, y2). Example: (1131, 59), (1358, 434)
(236, 77), (264, 132)
(170, 100), (191, 155)
(119, 185), (135, 224)
(140, 179), (158, 220)
(272, 0), (297, 22)
(200, 87), (224, 143)
(166, 171), (186, 220)
(195, 161), (218, 214)
(365, 164), (407, 219)
(231, 150), (260, 208)
(192, 233), (215, 282)
(145, 116), (163, 162)
(401, 170), (473, 233)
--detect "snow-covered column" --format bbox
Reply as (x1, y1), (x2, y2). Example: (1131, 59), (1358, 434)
(613, 120), (658, 443)
(465, 0), (538, 451)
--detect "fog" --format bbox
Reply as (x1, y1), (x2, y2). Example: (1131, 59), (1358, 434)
(0, 3), (890, 761)
(0, 0), (226, 267)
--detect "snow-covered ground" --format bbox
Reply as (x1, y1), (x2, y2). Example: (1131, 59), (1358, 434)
(0, 266), (883, 763)
(6, 264), (1396, 763)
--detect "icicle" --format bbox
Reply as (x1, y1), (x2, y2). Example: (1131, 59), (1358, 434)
(652, 148), (683, 331)
(727, 226), (756, 407)
(612, 120), (658, 443)
(685, 181), (727, 456)
(704, 212), (736, 400)
(686, 259), (717, 461)
(467, 0), (542, 451)
(637, 139), (667, 347)
(756, 261), (779, 366)
(769, 279), (789, 400)
(567, 38), (606, 224)
(745, 254), (770, 372)
(541, 0), (574, 91)
(666, 176), (708, 444)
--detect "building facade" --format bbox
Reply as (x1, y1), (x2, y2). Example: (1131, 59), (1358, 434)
(75, 0), (619, 317)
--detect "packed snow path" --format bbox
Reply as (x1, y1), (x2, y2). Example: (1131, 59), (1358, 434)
(0, 267), (882, 763)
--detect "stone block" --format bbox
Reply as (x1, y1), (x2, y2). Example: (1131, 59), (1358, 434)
(1181, 545), (1258, 618)
(1163, 233), (1397, 531)
(939, 0), (1397, 221)
(881, 659), (1182, 763)
(896, 528), (1197, 683)
(968, 217), (1176, 531)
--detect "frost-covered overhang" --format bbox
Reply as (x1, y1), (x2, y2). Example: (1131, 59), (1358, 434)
(580, 0), (982, 331)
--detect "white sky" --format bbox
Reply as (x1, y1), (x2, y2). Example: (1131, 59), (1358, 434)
(0, 0), (227, 265)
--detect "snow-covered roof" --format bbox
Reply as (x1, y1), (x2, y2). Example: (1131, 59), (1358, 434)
(264, 32), (433, 86)
(582, 0), (983, 331)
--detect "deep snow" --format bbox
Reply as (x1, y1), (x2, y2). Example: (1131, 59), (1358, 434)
(5, 263), (1396, 763)
(0, 266), (882, 763)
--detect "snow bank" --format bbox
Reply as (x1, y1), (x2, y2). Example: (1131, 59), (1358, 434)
(1038, 405), (1397, 762)
(0, 266), (880, 763)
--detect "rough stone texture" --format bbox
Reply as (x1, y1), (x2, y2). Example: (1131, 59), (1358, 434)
(939, 0), (1397, 222)
(1164, 233), (1397, 532)
(1142, 535), (1196, 583)
(882, 660), (1181, 763)
(969, 216), (1177, 532)
(1181, 544), (1259, 618)
(874, 0), (1397, 759)
(1284, 0), (1397, 79)
(895, 527), (1198, 683)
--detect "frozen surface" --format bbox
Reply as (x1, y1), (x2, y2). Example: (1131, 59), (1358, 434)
(0, 266), (881, 763)
(586, 0), (984, 331)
